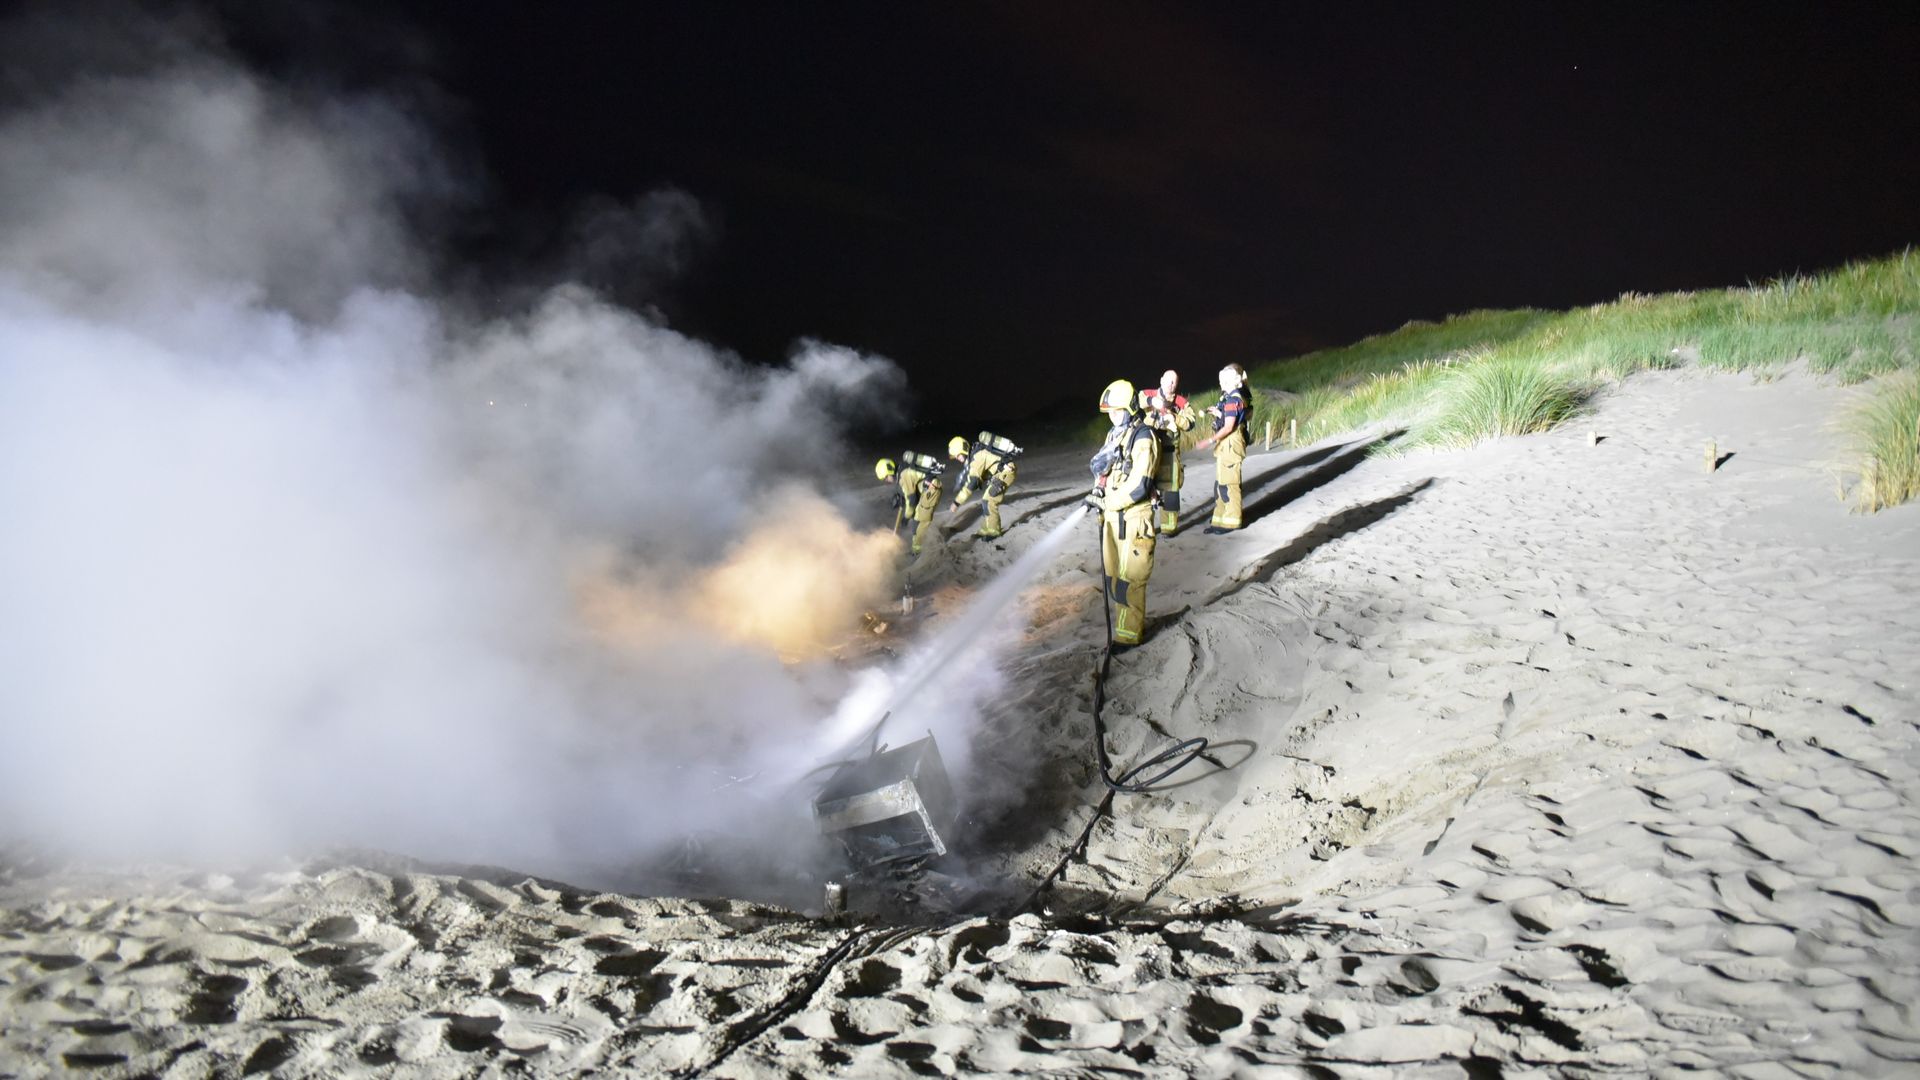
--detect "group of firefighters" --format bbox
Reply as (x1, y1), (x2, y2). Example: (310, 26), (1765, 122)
(875, 431), (1024, 556)
(875, 364), (1254, 651)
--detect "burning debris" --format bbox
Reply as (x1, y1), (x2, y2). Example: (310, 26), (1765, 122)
(811, 733), (958, 870)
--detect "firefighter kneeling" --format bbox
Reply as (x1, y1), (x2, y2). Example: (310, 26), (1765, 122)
(1089, 379), (1161, 649)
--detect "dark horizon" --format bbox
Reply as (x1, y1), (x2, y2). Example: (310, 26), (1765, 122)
(215, 2), (1918, 422)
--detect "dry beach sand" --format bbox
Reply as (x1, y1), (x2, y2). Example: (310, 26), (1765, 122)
(4, 368), (1917, 1077)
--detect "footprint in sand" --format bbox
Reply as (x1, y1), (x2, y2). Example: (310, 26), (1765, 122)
(1184, 991), (1245, 1045)
(182, 971), (249, 1025)
(1507, 891), (1595, 936)
(439, 1013), (507, 1054)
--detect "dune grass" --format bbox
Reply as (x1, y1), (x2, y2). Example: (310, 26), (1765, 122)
(1417, 353), (1582, 449)
(1843, 372), (1920, 512)
(1148, 249), (1919, 508)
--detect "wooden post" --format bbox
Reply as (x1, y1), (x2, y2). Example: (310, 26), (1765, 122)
(1289, 417), (1299, 445)
(1264, 420), (1273, 452)
(1588, 430), (1600, 446)
(1704, 439), (1717, 473)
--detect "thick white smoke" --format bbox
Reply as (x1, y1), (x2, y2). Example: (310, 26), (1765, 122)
(0, 58), (444, 321)
(0, 11), (928, 881)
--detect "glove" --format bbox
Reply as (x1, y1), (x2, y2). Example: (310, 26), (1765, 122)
(889, 492), (906, 513)
(1082, 489), (1103, 512)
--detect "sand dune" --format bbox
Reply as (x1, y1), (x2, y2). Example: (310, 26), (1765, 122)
(4, 369), (1917, 1076)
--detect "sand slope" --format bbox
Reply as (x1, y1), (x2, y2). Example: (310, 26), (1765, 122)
(4, 369), (1917, 1077)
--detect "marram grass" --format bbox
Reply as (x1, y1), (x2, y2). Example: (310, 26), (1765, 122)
(1843, 372), (1920, 512)
(1071, 249), (1919, 508)
(1230, 249), (1918, 508)
(1414, 353), (1582, 449)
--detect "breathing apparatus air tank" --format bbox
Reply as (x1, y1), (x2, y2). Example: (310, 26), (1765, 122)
(975, 431), (1023, 458)
(901, 450), (945, 476)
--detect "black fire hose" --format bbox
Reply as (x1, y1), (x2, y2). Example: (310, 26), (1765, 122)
(1020, 506), (1210, 910)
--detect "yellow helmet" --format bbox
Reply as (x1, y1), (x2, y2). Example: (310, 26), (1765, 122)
(1099, 379), (1138, 414)
(874, 457), (896, 481)
(948, 436), (969, 458)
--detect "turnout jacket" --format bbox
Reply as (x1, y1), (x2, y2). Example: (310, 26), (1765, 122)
(953, 444), (1013, 503)
(1142, 388), (1196, 440)
(1098, 419), (1161, 512)
(1214, 386), (1251, 437)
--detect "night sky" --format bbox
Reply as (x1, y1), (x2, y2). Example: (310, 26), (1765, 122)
(233, 2), (1919, 422)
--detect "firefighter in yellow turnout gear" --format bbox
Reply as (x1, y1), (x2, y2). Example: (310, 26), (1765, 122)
(948, 432), (1021, 540)
(1196, 363), (1251, 533)
(1140, 369), (1196, 536)
(1090, 380), (1161, 648)
(875, 453), (945, 556)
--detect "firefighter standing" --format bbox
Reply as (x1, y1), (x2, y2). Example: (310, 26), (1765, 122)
(948, 432), (1021, 540)
(1139, 369), (1196, 536)
(875, 452), (945, 556)
(1090, 380), (1161, 648)
(1195, 363), (1252, 532)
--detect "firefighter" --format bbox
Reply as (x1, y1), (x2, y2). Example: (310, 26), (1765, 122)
(948, 431), (1021, 540)
(1090, 380), (1160, 649)
(875, 452), (945, 556)
(1139, 369), (1196, 536)
(1195, 363), (1251, 533)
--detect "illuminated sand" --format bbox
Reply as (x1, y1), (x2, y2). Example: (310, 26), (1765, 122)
(5, 369), (1919, 1076)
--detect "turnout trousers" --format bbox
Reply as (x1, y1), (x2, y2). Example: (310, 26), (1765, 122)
(978, 461), (1017, 538)
(1210, 431), (1247, 530)
(910, 478), (943, 554)
(1154, 450), (1183, 535)
(1101, 502), (1157, 646)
